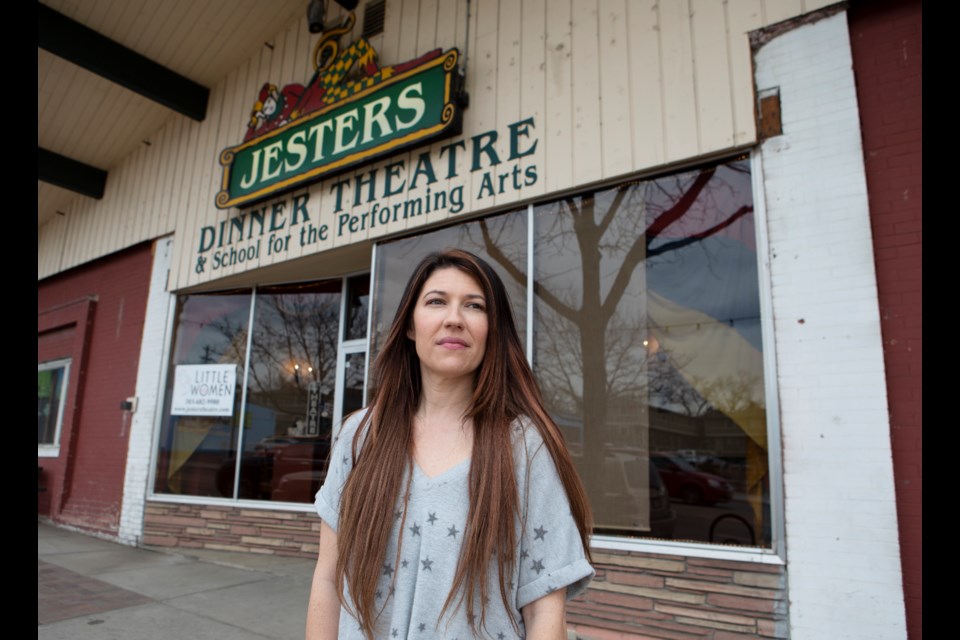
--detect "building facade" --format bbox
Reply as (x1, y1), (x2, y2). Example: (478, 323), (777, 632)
(38, 1), (920, 638)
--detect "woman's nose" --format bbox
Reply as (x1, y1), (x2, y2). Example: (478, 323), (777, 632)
(443, 306), (464, 327)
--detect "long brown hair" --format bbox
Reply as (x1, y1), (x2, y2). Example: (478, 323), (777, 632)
(335, 249), (592, 637)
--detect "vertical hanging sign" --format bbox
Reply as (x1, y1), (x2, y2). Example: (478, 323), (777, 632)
(306, 381), (322, 437)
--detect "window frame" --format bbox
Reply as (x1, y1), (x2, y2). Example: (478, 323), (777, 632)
(38, 358), (71, 457)
(148, 272), (370, 507)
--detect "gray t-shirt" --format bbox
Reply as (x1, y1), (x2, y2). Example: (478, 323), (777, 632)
(314, 409), (593, 639)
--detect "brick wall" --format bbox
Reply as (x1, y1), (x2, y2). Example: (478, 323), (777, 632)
(755, 9), (907, 640)
(143, 502), (322, 556)
(570, 552), (786, 640)
(38, 241), (154, 535)
(145, 500), (787, 638)
(848, 1), (922, 637)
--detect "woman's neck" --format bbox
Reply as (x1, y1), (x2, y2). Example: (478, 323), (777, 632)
(414, 373), (475, 477)
(417, 371), (474, 424)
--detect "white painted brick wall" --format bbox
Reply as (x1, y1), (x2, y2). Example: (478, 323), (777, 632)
(756, 12), (907, 640)
(118, 237), (174, 545)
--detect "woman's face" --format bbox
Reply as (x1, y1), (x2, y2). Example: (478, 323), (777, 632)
(408, 267), (489, 384)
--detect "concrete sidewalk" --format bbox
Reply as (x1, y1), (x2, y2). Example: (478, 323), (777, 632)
(38, 522), (315, 639)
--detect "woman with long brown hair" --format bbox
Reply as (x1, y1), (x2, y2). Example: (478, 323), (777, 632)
(306, 249), (593, 639)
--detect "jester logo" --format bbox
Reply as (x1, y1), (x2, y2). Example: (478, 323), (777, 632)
(216, 12), (464, 209)
(243, 13), (444, 142)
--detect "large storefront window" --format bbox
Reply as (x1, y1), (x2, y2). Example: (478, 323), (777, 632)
(372, 157), (770, 548)
(155, 292), (251, 498)
(154, 276), (369, 503)
(531, 159), (768, 546)
(236, 281), (341, 502)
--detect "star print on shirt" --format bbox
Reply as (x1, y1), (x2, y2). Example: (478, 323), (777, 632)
(383, 562), (394, 576)
(401, 559), (409, 568)
(341, 455), (349, 465)
(531, 559), (545, 574)
(418, 623), (426, 632)
(375, 589), (383, 600)
(392, 629), (398, 637)
(497, 633), (506, 640)
(520, 549), (529, 560)
(534, 525), (548, 541)
(427, 512), (438, 525)
(394, 509), (402, 520)
(447, 525), (460, 538)
(410, 522), (421, 536)
(421, 557), (434, 571)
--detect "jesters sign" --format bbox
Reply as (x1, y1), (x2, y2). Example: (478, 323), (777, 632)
(215, 14), (466, 209)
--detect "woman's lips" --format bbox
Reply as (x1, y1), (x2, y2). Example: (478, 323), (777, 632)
(437, 337), (468, 349)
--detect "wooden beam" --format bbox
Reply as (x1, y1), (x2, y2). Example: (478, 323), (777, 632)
(37, 3), (209, 121)
(38, 147), (108, 200)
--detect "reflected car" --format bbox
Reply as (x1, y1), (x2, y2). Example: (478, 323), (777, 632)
(253, 436), (301, 455)
(215, 436), (331, 501)
(269, 439), (332, 502)
(651, 453), (733, 506)
(676, 448), (727, 470)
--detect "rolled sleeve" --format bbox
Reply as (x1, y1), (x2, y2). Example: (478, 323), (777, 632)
(314, 482), (341, 532)
(517, 557), (593, 610)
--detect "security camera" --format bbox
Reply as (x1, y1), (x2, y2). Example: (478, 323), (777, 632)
(307, 0), (325, 34)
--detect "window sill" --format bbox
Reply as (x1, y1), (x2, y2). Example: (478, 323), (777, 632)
(147, 493), (319, 513)
(591, 533), (784, 565)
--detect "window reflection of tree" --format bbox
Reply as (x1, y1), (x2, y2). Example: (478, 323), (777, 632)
(177, 313), (246, 366)
(246, 291), (341, 423)
(199, 288), (340, 435)
(648, 358), (712, 418)
(481, 160), (766, 542)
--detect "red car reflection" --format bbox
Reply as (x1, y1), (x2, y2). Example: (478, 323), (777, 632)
(651, 453), (733, 506)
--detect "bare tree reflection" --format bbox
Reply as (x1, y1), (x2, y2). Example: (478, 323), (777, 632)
(247, 293), (340, 413)
(206, 289), (341, 433)
(480, 162), (762, 535)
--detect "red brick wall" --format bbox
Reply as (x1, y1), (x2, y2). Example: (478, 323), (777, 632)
(38, 242), (154, 534)
(849, 1), (922, 637)
(145, 501), (787, 638)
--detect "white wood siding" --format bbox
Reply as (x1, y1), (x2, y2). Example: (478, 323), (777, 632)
(38, 0), (840, 287)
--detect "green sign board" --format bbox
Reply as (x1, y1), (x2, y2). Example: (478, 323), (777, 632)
(216, 49), (463, 209)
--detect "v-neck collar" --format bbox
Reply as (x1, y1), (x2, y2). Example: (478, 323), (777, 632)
(412, 456), (471, 486)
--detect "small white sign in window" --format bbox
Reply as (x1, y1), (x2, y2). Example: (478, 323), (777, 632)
(170, 364), (237, 416)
